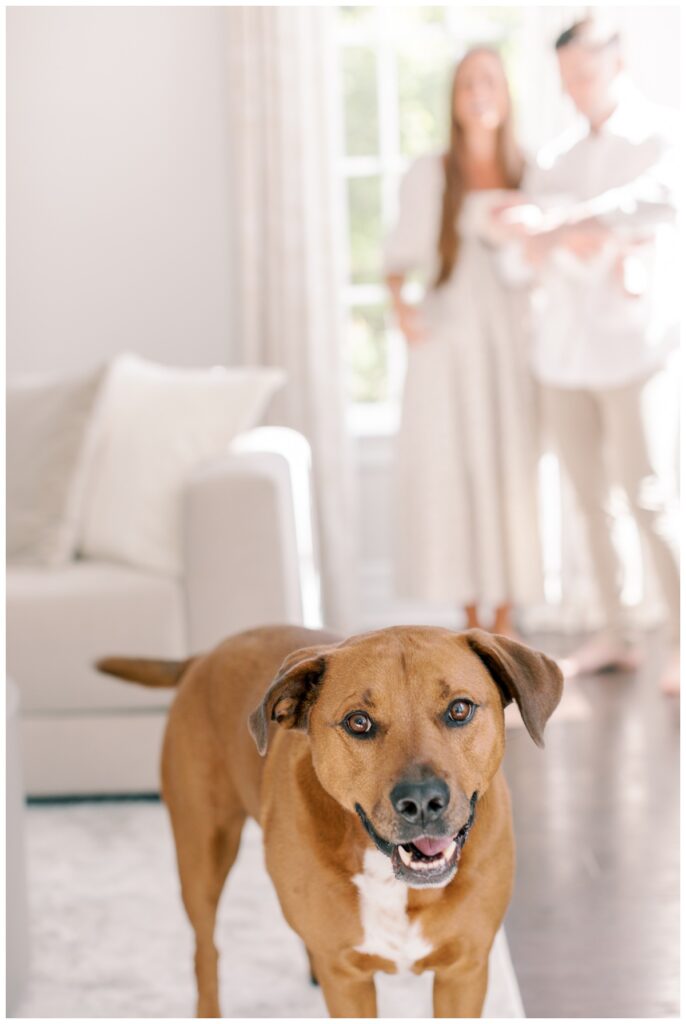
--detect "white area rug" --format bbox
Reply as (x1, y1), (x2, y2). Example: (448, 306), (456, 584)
(15, 803), (525, 1018)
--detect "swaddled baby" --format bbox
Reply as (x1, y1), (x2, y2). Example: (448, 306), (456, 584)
(489, 193), (649, 296)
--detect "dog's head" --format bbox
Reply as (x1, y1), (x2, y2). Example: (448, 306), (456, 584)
(249, 626), (562, 889)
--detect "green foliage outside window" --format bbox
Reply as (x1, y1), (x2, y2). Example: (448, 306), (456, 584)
(347, 176), (382, 285)
(396, 32), (454, 157)
(342, 47), (379, 156)
(346, 305), (389, 404)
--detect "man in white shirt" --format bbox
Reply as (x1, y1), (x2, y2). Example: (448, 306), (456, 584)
(498, 16), (680, 692)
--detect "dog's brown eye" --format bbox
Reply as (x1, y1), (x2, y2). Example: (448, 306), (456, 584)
(344, 711), (374, 736)
(447, 700), (475, 725)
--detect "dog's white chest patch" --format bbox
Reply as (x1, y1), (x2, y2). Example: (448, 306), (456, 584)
(353, 849), (432, 969)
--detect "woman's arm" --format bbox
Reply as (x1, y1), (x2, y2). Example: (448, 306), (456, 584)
(383, 155), (443, 342)
(386, 273), (426, 345)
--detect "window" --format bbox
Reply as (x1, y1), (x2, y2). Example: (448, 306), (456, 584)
(338, 5), (526, 428)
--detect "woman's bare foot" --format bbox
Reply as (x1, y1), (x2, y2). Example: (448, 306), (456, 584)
(659, 649), (680, 697)
(491, 604), (523, 642)
(464, 604), (481, 630)
(493, 624), (525, 643)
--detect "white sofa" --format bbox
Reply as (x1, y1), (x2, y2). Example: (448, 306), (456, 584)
(7, 427), (320, 797)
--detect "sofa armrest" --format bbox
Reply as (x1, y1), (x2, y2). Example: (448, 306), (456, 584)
(183, 427), (322, 652)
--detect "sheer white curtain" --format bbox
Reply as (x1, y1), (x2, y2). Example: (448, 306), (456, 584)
(227, 7), (356, 631)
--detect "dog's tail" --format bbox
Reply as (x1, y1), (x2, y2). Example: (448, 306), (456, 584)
(96, 655), (195, 688)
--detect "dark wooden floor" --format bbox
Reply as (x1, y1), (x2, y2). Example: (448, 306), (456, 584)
(504, 630), (680, 1018)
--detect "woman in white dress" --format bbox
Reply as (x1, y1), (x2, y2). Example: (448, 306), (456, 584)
(385, 47), (542, 636)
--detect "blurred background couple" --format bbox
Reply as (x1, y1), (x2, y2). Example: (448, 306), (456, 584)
(385, 15), (680, 694)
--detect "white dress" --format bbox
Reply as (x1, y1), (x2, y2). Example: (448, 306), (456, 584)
(385, 154), (543, 608)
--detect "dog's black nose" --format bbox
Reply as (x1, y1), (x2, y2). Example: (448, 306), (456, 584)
(390, 777), (450, 825)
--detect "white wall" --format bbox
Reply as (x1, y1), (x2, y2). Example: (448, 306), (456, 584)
(7, 7), (235, 376)
(617, 5), (681, 108)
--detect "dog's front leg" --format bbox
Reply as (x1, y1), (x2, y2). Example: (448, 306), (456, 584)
(313, 955), (377, 1018)
(433, 954), (489, 1018)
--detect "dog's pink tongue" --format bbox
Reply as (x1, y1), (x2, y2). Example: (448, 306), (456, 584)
(413, 836), (453, 857)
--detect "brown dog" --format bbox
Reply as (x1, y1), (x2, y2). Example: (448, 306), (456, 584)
(98, 623), (562, 1018)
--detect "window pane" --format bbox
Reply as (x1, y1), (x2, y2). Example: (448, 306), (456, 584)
(397, 39), (453, 158)
(347, 176), (382, 284)
(393, 7), (446, 33)
(342, 47), (379, 156)
(445, 6), (520, 45)
(345, 305), (389, 404)
(340, 6), (376, 31)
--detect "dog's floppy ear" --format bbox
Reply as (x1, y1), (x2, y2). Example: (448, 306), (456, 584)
(248, 644), (334, 756)
(462, 629), (563, 748)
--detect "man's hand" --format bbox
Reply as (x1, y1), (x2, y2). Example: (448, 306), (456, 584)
(556, 221), (613, 260)
(494, 205), (615, 266)
(492, 200), (615, 255)
(521, 233), (556, 268)
(490, 196), (546, 240)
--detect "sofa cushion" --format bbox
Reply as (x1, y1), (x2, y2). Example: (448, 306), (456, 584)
(7, 368), (105, 566)
(78, 354), (286, 575)
(7, 561), (186, 714)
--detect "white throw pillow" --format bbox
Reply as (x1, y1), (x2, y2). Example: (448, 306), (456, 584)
(7, 368), (105, 566)
(78, 354), (285, 575)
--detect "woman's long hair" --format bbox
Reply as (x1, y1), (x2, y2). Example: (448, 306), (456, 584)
(435, 47), (524, 288)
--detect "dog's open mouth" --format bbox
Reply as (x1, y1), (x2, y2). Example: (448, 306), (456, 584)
(355, 793), (477, 888)
(393, 833), (461, 884)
